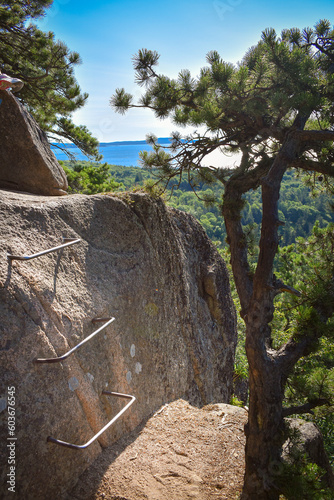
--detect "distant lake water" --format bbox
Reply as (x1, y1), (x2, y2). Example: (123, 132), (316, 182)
(51, 138), (171, 167)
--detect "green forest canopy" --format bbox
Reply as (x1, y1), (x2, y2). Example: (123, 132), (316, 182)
(62, 160), (334, 247)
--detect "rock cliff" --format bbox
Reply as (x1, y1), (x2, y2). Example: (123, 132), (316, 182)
(0, 90), (68, 195)
(0, 190), (236, 498)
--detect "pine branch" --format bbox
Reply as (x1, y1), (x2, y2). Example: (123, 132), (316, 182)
(295, 129), (334, 142)
(291, 158), (334, 177)
(271, 278), (301, 297)
(276, 300), (334, 379)
(283, 398), (330, 417)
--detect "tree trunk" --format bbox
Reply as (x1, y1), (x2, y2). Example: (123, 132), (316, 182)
(241, 320), (285, 500)
(233, 129), (307, 498)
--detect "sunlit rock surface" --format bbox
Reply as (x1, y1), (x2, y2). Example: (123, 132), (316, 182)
(0, 90), (67, 195)
(0, 190), (236, 498)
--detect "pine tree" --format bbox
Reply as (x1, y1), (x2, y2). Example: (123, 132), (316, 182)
(111, 20), (334, 499)
(0, 0), (101, 159)
(277, 224), (334, 449)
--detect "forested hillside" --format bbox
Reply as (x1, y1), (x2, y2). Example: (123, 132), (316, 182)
(62, 160), (334, 246)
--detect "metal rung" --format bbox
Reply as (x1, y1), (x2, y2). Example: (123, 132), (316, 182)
(7, 237), (81, 261)
(34, 318), (115, 364)
(91, 317), (114, 324)
(47, 391), (136, 450)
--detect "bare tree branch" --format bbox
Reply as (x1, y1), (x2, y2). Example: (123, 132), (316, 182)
(283, 398), (329, 417)
(295, 129), (334, 142)
(291, 158), (334, 177)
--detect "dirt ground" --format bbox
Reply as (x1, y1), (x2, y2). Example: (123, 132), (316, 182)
(68, 400), (248, 500)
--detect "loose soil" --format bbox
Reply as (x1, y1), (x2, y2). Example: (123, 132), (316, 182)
(69, 400), (248, 500)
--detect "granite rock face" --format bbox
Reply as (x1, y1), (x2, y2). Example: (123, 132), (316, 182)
(285, 419), (334, 490)
(0, 190), (237, 498)
(0, 90), (67, 195)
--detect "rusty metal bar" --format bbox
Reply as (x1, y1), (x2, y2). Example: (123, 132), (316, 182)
(47, 391), (136, 450)
(34, 317), (115, 364)
(91, 317), (114, 324)
(7, 237), (81, 261)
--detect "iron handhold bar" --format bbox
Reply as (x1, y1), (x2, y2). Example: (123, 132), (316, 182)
(7, 237), (81, 261)
(91, 317), (114, 324)
(47, 391), (136, 450)
(34, 317), (115, 364)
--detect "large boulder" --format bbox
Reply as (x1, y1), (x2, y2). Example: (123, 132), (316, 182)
(0, 190), (237, 498)
(285, 418), (334, 490)
(0, 90), (67, 195)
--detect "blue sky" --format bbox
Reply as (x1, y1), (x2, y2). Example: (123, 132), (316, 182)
(38, 0), (334, 143)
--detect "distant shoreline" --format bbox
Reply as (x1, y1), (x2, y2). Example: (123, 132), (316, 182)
(51, 137), (171, 148)
(51, 137), (172, 166)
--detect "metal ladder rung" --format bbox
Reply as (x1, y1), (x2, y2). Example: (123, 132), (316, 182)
(34, 318), (115, 364)
(47, 391), (136, 449)
(7, 237), (81, 261)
